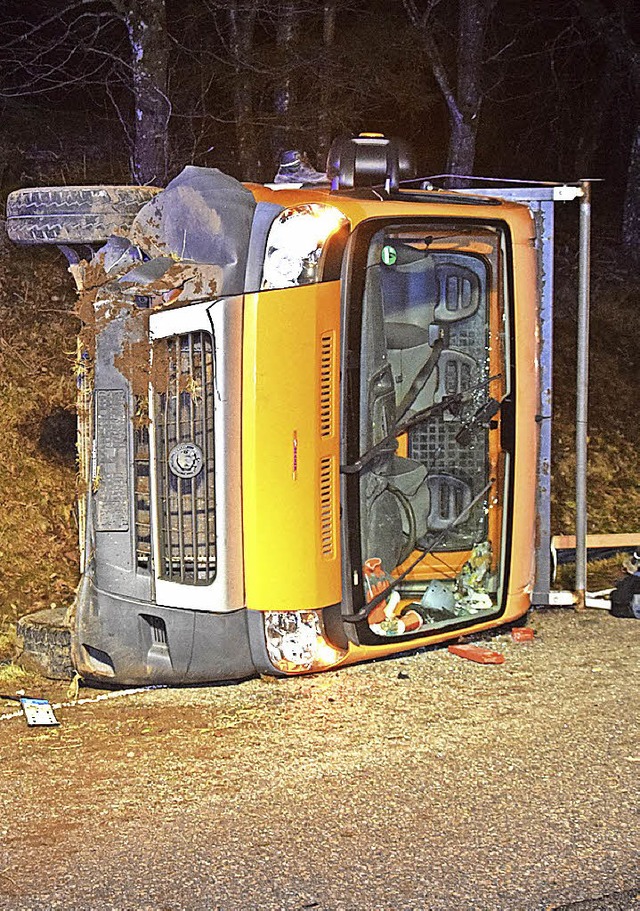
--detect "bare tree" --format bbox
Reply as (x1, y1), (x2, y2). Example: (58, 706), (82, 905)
(227, 0), (260, 180)
(403, 0), (496, 184)
(114, 0), (170, 184)
(0, 0), (170, 185)
(575, 0), (640, 258)
(317, 0), (338, 167)
(272, 0), (301, 159)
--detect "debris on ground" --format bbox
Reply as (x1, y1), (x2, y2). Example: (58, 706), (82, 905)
(447, 643), (505, 664)
(19, 696), (59, 726)
(511, 626), (536, 642)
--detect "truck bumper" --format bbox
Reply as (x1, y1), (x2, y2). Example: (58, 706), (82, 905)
(72, 575), (263, 685)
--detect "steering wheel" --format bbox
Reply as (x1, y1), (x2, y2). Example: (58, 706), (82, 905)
(388, 485), (417, 566)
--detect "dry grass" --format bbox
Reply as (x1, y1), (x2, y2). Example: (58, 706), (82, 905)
(0, 242), (79, 625)
(0, 622), (19, 662)
(0, 660), (27, 687)
(552, 230), (640, 536)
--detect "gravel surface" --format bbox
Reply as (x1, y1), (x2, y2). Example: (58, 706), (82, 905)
(0, 609), (638, 911)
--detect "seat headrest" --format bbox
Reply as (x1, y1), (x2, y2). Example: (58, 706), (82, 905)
(327, 133), (416, 190)
(385, 322), (431, 350)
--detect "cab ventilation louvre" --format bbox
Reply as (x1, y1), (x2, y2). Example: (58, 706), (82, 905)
(319, 332), (335, 437)
(319, 456), (335, 559)
(155, 332), (216, 584)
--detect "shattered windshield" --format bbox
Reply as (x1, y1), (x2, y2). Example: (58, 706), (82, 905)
(352, 222), (511, 639)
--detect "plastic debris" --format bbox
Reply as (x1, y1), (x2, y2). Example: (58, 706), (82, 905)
(511, 627), (535, 642)
(448, 644), (505, 664)
(20, 697), (59, 726)
(364, 557), (402, 630)
(421, 579), (456, 612)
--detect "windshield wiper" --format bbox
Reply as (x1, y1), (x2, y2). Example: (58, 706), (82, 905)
(342, 480), (494, 623)
(455, 396), (502, 446)
(340, 373), (502, 476)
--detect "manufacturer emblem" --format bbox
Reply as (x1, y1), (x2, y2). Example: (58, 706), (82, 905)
(168, 442), (204, 479)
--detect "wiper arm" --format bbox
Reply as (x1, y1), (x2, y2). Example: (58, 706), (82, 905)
(340, 373), (502, 476)
(455, 396), (503, 447)
(340, 401), (449, 476)
(342, 480), (494, 623)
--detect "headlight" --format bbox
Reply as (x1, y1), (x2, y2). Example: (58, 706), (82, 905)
(262, 204), (348, 290)
(263, 609), (347, 673)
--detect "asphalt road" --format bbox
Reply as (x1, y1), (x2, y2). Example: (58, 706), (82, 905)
(0, 609), (638, 911)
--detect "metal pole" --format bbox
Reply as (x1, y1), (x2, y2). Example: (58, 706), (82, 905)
(575, 180), (591, 609)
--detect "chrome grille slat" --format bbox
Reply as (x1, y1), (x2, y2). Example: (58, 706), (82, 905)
(200, 330), (210, 574)
(155, 332), (216, 585)
(162, 370), (174, 571)
(133, 416), (151, 570)
(188, 334), (199, 581)
(174, 340), (186, 580)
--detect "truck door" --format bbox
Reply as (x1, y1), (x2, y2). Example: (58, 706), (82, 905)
(340, 217), (514, 645)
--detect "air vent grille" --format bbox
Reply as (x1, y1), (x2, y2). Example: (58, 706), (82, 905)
(141, 614), (168, 645)
(319, 456), (335, 559)
(319, 332), (335, 437)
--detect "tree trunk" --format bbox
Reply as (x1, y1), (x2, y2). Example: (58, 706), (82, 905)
(574, 58), (615, 177)
(124, 0), (170, 185)
(445, 0), (493, 186)
(317, 0), (338, 168)
(575, 0), (640, 259)
(228, 0), (259, 181)
(402, 0), (493, 186)
(446, 117), (477, 183)
(623, 119), (640, 260)
(273, 0), (300, 163)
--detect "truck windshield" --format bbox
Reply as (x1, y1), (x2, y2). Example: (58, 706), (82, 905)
(344, 221), (512, 639)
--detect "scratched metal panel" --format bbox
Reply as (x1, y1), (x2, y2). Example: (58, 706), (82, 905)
(95, 389), (130, 532)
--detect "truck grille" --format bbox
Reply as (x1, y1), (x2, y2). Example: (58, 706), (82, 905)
(154, 332), (216, 584)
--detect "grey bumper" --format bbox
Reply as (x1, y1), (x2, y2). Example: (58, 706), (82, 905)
(72, 577), (269, 685)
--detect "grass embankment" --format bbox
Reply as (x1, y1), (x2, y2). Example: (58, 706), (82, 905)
(551, 227), (639, 589)
(0, 222), (637, 662)
(0, 243), (79, 659)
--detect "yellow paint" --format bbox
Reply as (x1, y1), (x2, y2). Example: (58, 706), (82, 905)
(243, 282), (341, 612)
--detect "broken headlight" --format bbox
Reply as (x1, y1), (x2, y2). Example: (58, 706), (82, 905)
(263, 609), (347, 674)
(262, 204), (348, 290)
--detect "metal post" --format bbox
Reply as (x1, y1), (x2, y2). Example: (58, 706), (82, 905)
(575, 180), (591, 609)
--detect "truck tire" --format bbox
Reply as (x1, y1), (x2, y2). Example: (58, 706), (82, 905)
(6, 185), (161, 245)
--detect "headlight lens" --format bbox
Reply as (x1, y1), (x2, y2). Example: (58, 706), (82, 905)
(264, 609), (347, 673)
(262, 204), (348, 290)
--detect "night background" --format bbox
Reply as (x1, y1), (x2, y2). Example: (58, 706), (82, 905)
(0, 0), (637, 216)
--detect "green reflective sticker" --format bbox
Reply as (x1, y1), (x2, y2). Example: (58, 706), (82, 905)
(381, 245), (397, 266)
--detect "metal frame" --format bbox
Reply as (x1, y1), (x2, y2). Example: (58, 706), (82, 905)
(455, 183), (584, 605)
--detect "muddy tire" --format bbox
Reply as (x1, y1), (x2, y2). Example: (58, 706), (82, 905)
(6, 185), (161, 245)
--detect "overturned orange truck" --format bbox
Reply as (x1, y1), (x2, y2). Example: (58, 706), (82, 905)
(6, 134), (571, 684)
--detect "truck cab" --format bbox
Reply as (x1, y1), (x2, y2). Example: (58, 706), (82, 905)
(7, 135), (543, 684)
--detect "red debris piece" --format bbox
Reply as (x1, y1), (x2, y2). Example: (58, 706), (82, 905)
(511, 627), (535, 642)
(448, 644), (505, 664)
